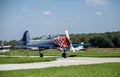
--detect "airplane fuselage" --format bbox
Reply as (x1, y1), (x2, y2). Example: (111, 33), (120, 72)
(26, 36), (70, 49)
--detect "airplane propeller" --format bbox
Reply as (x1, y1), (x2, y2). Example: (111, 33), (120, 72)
(64, 28), (75, 52)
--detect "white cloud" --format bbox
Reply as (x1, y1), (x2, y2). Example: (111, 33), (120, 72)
(86, 0), (109, 6)
(42, 11), (53, 15)
(18, 9), (28, 20)
(96, 11), (102, 16)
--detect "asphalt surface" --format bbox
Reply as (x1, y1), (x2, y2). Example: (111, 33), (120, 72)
(0, 57), (120, 71)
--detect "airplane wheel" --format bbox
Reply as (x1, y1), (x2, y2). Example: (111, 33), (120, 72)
(40, 53), (43, 57)
(62, 53), (67, 58)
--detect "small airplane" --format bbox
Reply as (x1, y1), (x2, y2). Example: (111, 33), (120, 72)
(17, 28), (91, 58)
(0, 42), (11, 52)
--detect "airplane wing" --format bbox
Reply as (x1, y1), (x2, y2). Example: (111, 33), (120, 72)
(16, 44), (54, 48)
(72, 44), (91, 47)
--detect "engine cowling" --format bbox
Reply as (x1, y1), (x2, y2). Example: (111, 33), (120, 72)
(53, 36), (70, 48)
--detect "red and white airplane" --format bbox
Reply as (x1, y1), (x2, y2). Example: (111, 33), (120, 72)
(17, 28), (90, 58)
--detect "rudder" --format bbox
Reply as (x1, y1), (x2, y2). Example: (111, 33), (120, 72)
(22, 31), (31, 45)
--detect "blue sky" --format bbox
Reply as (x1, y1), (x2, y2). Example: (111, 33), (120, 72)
(0, 0), (120, 41)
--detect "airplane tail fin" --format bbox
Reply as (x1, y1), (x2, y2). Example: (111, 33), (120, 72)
(22, 31), (31, 45)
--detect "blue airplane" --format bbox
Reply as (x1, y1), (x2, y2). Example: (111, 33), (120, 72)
(17, 29), (91, 58)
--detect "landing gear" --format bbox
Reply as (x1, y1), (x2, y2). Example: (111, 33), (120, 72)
(39, 48), (44, 57)
(62, 48), (67, 58)
(62, 52), (66, 58)
(40, 53), (43, 57)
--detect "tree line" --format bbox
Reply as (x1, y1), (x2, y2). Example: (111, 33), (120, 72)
(70, 31), (120, 48)
(0, 31), (120, 48)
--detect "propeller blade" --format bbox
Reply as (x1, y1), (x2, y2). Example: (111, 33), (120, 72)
(64, 28), (70, 40)
(70, 43), (75, 52)
(64, 28), (75, 52)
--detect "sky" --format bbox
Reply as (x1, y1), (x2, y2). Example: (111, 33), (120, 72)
(0, 0), (120, 41)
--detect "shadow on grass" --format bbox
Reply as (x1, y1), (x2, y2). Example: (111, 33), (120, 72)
(68, 55), (77, 57)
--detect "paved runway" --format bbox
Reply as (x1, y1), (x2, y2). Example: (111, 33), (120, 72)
(0, 57), (120, 71)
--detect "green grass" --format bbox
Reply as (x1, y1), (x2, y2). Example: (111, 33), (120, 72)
(67, 51), (120, 57)
(0, 62), (120, 77)
(0, 48), (120, 57)
(42, 48), (120, 57)
(0, 49), (38, 56)
(0, 57), (55, 64)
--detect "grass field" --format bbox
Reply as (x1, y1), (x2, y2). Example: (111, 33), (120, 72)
(0, 48), (120, 57)
(0, 57), (55, 64)
(0, 48), (120, 64)
(0, 62), (120, 77)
